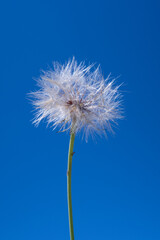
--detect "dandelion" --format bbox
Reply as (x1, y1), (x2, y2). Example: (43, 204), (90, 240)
(29, 57), (123, 240)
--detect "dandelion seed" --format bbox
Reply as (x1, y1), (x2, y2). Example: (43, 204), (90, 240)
(30, 57), (123, 139)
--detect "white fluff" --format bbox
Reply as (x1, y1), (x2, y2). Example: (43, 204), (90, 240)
(30, 58), (123, 139)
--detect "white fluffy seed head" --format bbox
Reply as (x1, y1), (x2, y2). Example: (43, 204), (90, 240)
(30, 58), (123, 140)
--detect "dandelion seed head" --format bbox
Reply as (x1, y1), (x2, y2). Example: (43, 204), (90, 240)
(30, 57), (123, 139)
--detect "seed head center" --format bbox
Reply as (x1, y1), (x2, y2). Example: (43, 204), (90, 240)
(66, 99), (87, 112)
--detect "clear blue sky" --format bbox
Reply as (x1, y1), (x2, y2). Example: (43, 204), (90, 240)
(1, 0), (160, 239)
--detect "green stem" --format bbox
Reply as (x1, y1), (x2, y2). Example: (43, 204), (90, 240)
(67, 132), (75, 240)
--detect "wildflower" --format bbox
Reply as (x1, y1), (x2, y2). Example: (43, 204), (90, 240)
(30, 57), (123, 240)
(31, 58), (122, 139)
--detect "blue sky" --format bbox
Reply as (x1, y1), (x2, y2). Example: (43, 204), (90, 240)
(1, 0), (160, 239)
